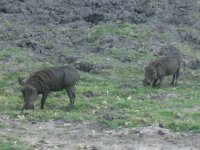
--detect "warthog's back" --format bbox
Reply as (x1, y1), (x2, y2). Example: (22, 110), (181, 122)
(159, 55), (181, 76)
(27, 65), (79, 92)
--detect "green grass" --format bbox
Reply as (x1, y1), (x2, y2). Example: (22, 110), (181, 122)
(177, 42), (200, 59)
(87, 23), (150, 42)
(0, 137), (32, 150)
(1, 23), (200, 135)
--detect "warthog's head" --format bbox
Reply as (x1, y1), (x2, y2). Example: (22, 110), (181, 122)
(143, 65), (157, 86)
(18, 78), (37, 110)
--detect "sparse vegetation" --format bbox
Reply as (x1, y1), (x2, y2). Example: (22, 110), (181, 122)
(1, 0), (200, 149)
(87, 23), (150, 42)
(0, 137), (32, 150)
(1, 37), (200, 133)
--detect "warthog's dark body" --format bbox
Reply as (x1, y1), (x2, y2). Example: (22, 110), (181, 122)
(143, 53), (181, 88)
(19, 65), (79, 111)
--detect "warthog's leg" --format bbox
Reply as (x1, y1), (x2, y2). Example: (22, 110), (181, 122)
(41, 92), (49, 109)
(66, 86), (76, 111)
(158, 77), (164, 88)
(152, 79), (159, 87)
(170, 73), (176, 86)
(175, 69), (180, 86)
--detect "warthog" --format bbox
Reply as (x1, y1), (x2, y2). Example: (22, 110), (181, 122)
(18, 65), (80, 111)
(143, 53), (181, 88)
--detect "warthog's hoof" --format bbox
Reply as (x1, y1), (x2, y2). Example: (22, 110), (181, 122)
(66, 106), (73, 111)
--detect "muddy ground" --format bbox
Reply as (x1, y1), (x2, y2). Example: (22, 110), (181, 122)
(1, 0), (200, 65)
(1, 116), (200, 150)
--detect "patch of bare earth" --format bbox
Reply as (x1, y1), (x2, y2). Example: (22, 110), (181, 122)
(0, 116), (200, 150)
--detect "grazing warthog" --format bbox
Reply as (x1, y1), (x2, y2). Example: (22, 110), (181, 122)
(143, 52), (182, 88)
(18, 65), (80, 111)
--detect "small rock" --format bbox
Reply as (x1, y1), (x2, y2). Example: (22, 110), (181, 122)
(159, 123), (165, 128)
(31, 121), (37, 124)
(104, 130), (113, 134)
(38, 139), (50, 144)
(32, 143), (42, 148)
(63, 123), (72, 127)
(77, 144), (98, 150)
(82, 91), (101, 98)
(103, 114), (114, 121)
(17, 115), (25, 121)
(187, 59), (200, 70)
(158, 130), (166, 135)
(165, 135), (176, 142)
(175, 113), (183, 119)
(53, 145), (59, 149)
(134, 130), (140, 134)
(77, 144), (85, 149)
(73, 61), (94, 72)
(91, 146), (98, 150)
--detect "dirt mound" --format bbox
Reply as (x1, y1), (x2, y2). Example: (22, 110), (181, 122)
(0, 0), (199, 60)
(0, 0), (153, 53)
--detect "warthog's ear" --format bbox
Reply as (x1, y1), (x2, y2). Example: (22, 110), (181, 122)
(18, 77), (26, 85)
(154, 62), (163, 69)
(149, 61), (157, 66)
